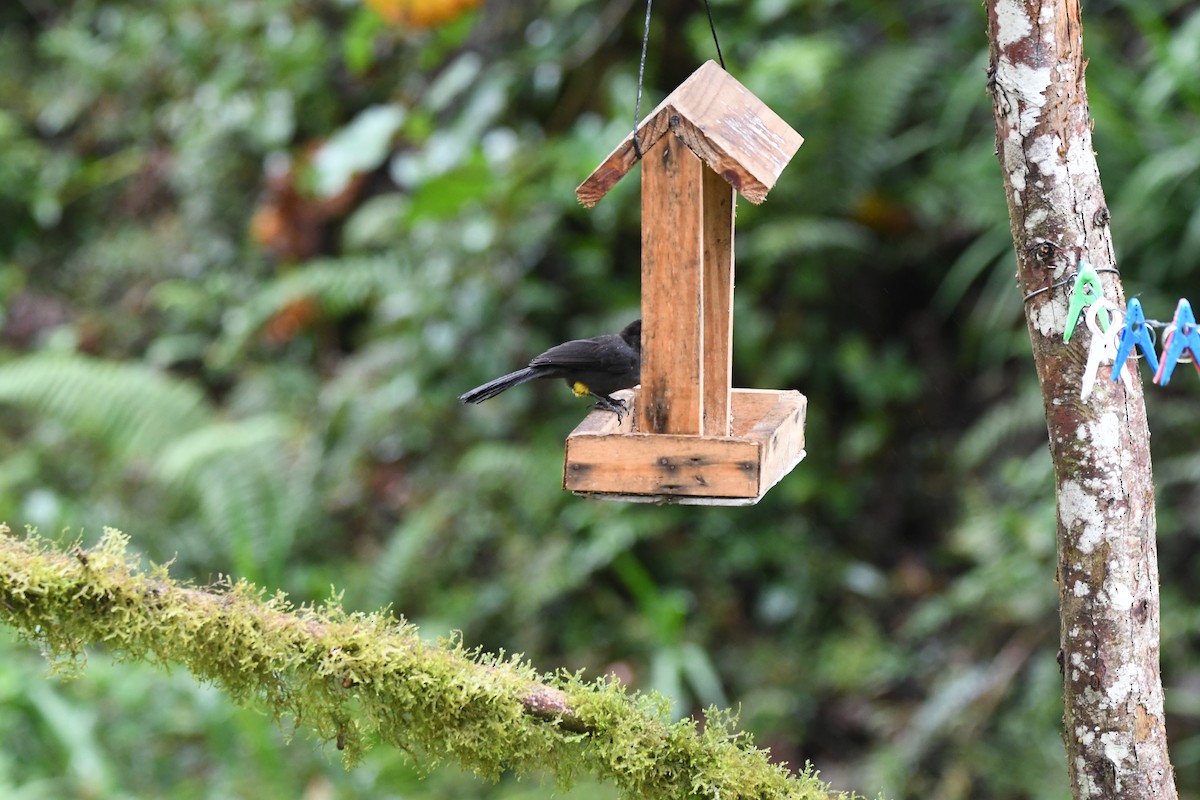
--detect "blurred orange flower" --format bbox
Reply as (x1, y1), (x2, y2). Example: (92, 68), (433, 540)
(364, 0), (482, 28)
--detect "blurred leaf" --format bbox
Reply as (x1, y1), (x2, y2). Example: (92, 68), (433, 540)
(0, 355), (212, 462)
(311, 104), (407, 198)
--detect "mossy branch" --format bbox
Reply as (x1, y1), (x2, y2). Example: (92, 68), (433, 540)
(0, 524), (848, 800)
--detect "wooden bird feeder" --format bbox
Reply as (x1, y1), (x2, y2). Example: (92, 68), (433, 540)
(563, 60), (807, 505)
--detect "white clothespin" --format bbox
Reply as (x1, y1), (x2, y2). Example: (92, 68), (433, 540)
(1081, 298), (1133, 402)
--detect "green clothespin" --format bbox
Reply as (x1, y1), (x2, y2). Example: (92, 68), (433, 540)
(1064, 259), (1110, 342)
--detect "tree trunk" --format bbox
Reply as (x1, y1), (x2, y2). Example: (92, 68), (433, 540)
(984, 1), (1177, 797)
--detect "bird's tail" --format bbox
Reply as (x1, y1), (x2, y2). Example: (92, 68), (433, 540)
(458, 367), (539, 404)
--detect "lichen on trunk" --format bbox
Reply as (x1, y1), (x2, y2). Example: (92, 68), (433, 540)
(984, 0), (1177, 797)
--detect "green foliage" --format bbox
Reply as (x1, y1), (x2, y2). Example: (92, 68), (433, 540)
(0, 354), (212, 462)
(0, 355), (318, 583)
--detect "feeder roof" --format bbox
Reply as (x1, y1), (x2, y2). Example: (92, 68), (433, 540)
(577, 60), (803, 208)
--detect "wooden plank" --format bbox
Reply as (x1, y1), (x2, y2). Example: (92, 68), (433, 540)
(569, 491), (763, 506)
(740, 390), (806, 441)
(667, 62), (804, 205)
(563, 388), (808, 501)
(739, 390), (807, 492)
(639, 134), (703, 436)
(728, 388), (784, 434)
(576, 105), (673, 208)
(564, 431), (760, 497)
(701, 168), (734, 437)
(576, 61), (803, 208)
(566, 389), (635, 435)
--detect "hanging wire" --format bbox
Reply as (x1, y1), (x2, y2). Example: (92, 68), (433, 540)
(701, 0), (725, 69)
(631, 0), (726, 159)
(1023, 266), (1120, 303)
(632, 0), (653, 159)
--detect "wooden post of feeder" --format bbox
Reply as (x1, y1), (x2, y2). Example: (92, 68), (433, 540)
(565, 61), (807, 505)
(640, 135), (735, 438)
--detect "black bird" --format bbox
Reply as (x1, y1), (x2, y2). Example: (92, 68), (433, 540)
(459, 319), (641, 419)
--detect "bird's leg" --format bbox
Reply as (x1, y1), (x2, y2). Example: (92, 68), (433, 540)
(588, 391), (627, 421)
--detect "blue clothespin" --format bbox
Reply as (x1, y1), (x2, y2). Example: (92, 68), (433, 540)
(1154, 299), (1200, 385)
(1110, 298), (1159, 381)
(1064, 260), (1110, 343)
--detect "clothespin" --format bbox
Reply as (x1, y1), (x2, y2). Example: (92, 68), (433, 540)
(1110, 298), (1160, 381)
(1081, 299), (1132, 401)
(1153, 299), (1200, 385)
(1064, 259), (1110, 343)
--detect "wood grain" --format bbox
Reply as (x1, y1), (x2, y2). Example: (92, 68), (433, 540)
(639, 134), (703, 436)
(701, 167), (734, 437)
(576, 61), (803, 208)
(564, 389), (807, 503)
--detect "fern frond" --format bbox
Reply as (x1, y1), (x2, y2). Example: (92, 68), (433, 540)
(836, 44), (939, 195)
(156, 416), (319, 580)
(0, 354), (213, 462)
(213, 256), (401, 365)
(955, 380), (1044, 470)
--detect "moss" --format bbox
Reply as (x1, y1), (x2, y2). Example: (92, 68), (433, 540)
(0, 524), (851, 799)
